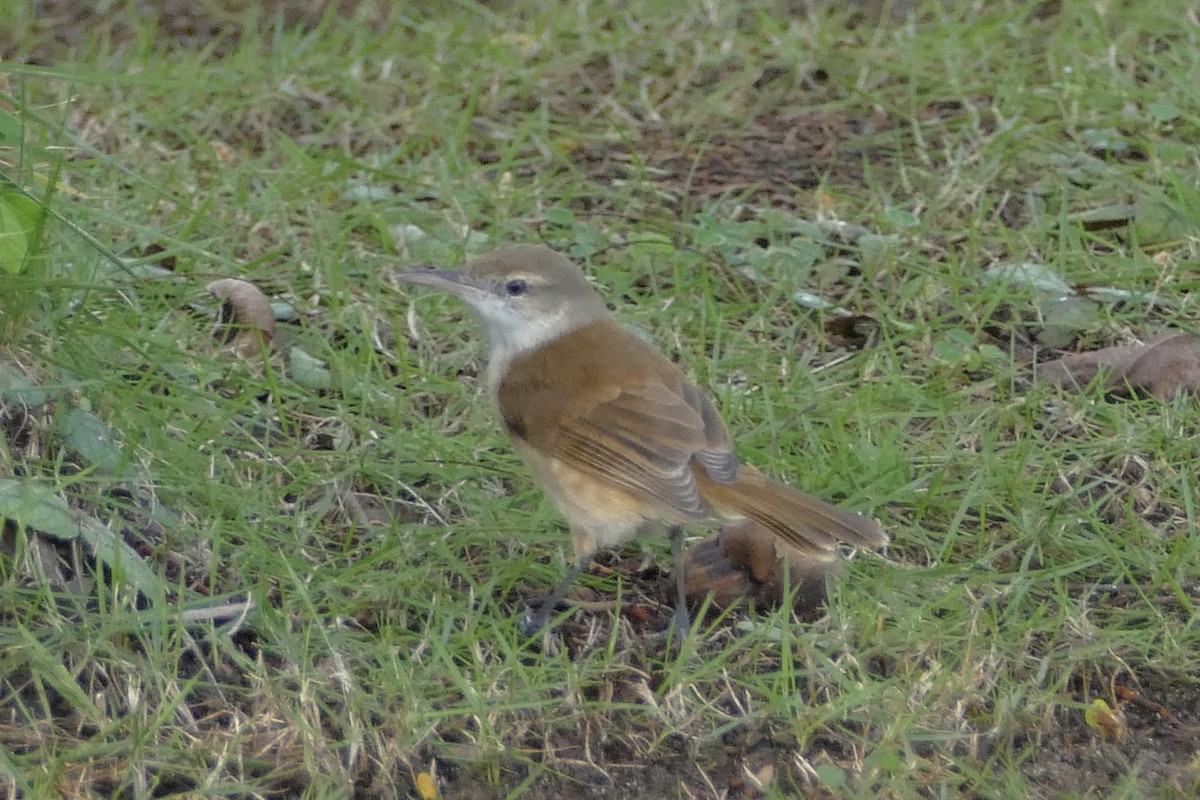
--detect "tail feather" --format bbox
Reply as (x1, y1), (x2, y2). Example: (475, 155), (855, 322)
(698, 467), (886, 555)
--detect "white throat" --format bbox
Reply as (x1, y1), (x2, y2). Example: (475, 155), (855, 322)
(475, 303), (584, 397)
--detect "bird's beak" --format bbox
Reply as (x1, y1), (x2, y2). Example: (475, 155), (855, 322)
(397, 267), (494, 303)
(397, 268), (472, 291)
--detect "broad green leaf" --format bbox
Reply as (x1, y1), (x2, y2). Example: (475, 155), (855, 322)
(1069, 195), (1199, 247)
(1068, 202), (1137, 226)
(76, 515), (165, 601)
(0, 191), (39, 274)
(1130, 196), (1200, 246)
(883, 206), (920, 228)
(857, 233), (900, 275)
(0, 479), (79, 541)
(0, 359), (49, 405)
(793, 290), (835, 311)
(58, 407), (125, 472)
(627, 231), (674, 252)
(978, 344), (1007, 362)
(543, 207), (575, 226)
(985, 262), (1071, 296)
(0, 479), (164, 600)
(1080, 127), (1130, 154)
(1146, 100), (1180, 124)
(289, 346), (332, 390)
(815, 764), (847, 789)
(0, 107), (21, 143)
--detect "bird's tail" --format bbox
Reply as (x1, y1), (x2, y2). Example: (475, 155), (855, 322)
(698, 466), (887, 556)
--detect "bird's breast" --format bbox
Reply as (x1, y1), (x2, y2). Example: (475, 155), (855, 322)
(509, 438), (652, 550)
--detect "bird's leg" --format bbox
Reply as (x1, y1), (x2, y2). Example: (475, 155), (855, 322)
(519, 558), (588, 636)
(669, 525), (691, 638)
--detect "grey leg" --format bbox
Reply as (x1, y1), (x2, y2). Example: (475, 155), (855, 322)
(670, 526), (691, 637)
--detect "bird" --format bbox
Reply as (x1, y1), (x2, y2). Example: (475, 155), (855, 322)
(399, 244), (886, 635)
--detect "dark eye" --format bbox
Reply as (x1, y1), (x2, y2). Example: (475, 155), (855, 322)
(504, 279), (529, 297)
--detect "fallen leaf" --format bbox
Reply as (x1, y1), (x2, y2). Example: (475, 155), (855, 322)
(822, 311), (877, 341)
(414, 771), (439, 800)
(1070, 196), (1200, 246)
(207, 278), (275, 357)
(624, 604), (654, 625)
(1079, 127), (1133, 156)
(742, 762), (775, 793)
(1084, 699), (1129, 744)
(289, 346), (332, 390)
(985, 261), (1071, 296)
(984, 261), (1104, 347)
(1035, 331), (1200, 399)
(684, 520), (837, 618)
(208, 139), (237, 166)
(1113, 684), (1185, 727)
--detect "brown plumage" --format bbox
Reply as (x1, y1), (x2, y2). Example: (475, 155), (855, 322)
(497, 319), (884, 558)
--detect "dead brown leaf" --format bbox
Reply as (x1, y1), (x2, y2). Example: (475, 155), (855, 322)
(207, 278), (275, 358)
(1035, 331), (1200, 400)
(684, 520), (837, 619)
(1085, 699), (1130, 744)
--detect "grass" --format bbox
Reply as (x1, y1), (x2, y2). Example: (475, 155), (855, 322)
(2, 0), (1199, 797)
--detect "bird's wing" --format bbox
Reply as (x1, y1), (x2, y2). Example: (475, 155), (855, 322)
(679, 380), (739, 484)
(551, 380), (738, 519)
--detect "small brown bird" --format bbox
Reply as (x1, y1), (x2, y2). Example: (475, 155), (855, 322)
(400, 245), (886, 635)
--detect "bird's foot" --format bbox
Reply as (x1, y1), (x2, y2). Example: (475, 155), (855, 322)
(670, 604), (692, 639)
(518, 594), (572, 636)
(517, 608), (551, 637)
(645, 605), (692, 645)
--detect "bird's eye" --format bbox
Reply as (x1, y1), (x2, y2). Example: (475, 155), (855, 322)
(504, 279), (529, 297)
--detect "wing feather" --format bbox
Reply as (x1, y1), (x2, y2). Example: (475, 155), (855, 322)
(551, 381), (735, 519)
